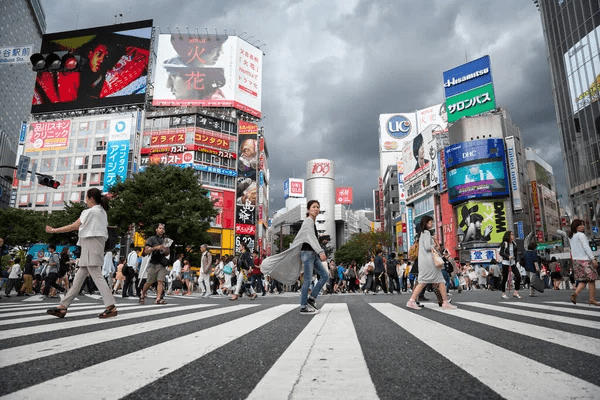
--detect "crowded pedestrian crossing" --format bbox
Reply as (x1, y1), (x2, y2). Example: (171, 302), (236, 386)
(0, 296), (598, 399)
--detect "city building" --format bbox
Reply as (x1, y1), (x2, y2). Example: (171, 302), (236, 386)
(0, 0), (46, 208)
(536, 0), (600, 231)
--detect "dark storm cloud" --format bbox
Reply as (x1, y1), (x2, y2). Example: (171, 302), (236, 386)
(40, 0), (565, 213)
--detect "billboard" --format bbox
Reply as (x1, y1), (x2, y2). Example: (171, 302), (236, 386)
(563, 25), (600, 114)
(456, 200), (508, 245)
(25, 120), (71, 152)
(445, 83), (496, 123)
(504, 136), (522, 211)
(31, 20), (152, 114)
(379, 113), (417, 153)
(103, 115), (134, 192)
(416, 103), (448, 134)
(152, 34), (262, 117)
(284, 178), (304, 199)
(336, 187), (353, 204)
(443, 55), (492, 98)
(445, 138), (509, 204)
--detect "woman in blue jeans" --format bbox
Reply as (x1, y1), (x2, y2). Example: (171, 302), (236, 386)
(299, 200), (329, 314)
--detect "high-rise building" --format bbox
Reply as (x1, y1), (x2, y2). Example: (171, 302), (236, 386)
(0, 0), (46, 208)
(536, 0), (600, 229)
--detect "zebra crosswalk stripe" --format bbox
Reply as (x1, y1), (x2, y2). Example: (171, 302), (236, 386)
(499, 301), (600, 317)
(463, 302), (600, 329)
(0, 303), (212, 340)
(370, 303), (600, 400)
(0, 304), (297, 400)
(422, 303), (600, 356)
(247, 303), (378, 400)
(0, 304), (256, 369)
(0, 303), (140, 325)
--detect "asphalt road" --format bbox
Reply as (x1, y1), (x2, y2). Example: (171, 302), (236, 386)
(0, 287), (599, 399)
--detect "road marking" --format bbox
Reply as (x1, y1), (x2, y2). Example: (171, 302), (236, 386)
(247, 304), (378, 400)
(0, 304), (297, 400)
(0, 303), (212, 340)
(0, 303), (143, 326)
(501, 302), (600, 317)
(461, 302), (600, 329)
(0, 302), (139, 320)
(0, 304), (257, 368)
(423, 303), (600, 356)
(371, 303), (600, 400)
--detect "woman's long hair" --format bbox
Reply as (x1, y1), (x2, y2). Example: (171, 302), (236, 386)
(87, 188), (109, 211)
(418, 215), (434, 238)
(501, 230), (513, 244)
(569, 219), (584, 238)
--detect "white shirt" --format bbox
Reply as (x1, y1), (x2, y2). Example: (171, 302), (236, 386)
(102, 252), (115, 277)
(171, 259), (182, 278)
(78, 205), (108, 240)
(8, 264), (21, 279)
(571, 232), (595, 260)
(127, 250), (139, 270)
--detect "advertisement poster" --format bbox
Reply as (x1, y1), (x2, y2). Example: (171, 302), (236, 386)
(504, 136), (522, 211)
(563, 25), (600, 114)
(236, 122), (258, 249)
(445, 138), (509, 204)
(153, 34), (262, 117)
(31, 20), (152, 114)
(456, 200), (508, 245)
(26, 120), (71, 152)
(284, 178), (304, 199)
(379, 113), (417, 153)
(336, 187), (353, 204)
(443, 55), (492, 98)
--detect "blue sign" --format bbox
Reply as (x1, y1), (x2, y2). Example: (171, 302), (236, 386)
(103, 140), (130, 192)
(385, 115), (413, 139)
(517, 221), (524, 239)
(19, 122), (27, 143)
(444, 139), (509, 203)
(593, 226), (599, 235)
(443, 55), (492, 98)
(283, 179), (290, 199)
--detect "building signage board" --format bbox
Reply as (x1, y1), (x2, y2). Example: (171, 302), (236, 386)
(336, 187), (353, 204)
(103, 141), (129, 192)
(443, 55), (492, 98)
(284, 178), (304, 199)
(445, 83), (496, 123)
(504, 136), (522, 211)
(0, 45), (33, 64)
(456, 200), (508, 245)
(25, 120), (71, 152)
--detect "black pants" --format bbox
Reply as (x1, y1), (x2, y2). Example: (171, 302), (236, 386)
(5, 278), (18, 295)
(43, 272), (64, 296)
(122, 268), (135, 297)
(501, 264), (521, 292)
(387, 273), (400, 293)
(374, 272), (388, 293)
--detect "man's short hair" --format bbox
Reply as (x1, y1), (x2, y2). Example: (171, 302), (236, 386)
(157, 223), (165, 229)
(48, 244), (56, 251)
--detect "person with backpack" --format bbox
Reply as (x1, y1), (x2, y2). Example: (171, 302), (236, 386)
(386, 253), (400, 294)
(43, 244), (66, 299)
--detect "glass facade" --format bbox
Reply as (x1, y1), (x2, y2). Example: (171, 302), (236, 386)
(538, 0), (600, 228)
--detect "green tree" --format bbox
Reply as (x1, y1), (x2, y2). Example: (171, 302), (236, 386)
(334, 231), (393, 265)
(108, 164), (218, 254)
(0, 208), (47, 247)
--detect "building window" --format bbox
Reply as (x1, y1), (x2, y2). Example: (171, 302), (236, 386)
(75, 156), (89, 169)
(18, 194), (29, 207)
(35, 193), (47, 207)
(95, 138), (107, 151)
(57, 157), (71, 171)
(74, 173), (87, 187)
(91, 154), (105, 169)
(79, 121), (91, 134)
(89, 172), (104, 186)
(96, 120), (109, 133)
(77, 138), (91, 152)
(40, 158), (54, 173)
(52, 192), (64, 205)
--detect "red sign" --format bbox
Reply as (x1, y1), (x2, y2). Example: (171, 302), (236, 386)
(144, 151), (194, 165)
(441, 192), (458, 258)
(236, 224), (256, 235)
(291, 180), (303, 196)
(311, 162), (331, 176)
(26, 120), (70, 152)
(194, 132), (230, 149)
(336, 187), (353, 204)
(531, 181), (542, 229)
(151, 133), (185, 146)
(208, 189), (235, 229)
(239, 121), (258, 135)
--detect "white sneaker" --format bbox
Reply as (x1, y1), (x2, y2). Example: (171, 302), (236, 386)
(501, 294), (509, 299)
(406, 299), (421, 310)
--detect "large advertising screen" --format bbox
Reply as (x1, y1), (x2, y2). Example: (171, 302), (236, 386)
(564, 25), (600, 114)
(31, 20), (152, 114)
(444, 138), (509, 204)
(153, 34), (262, 117)
(456, 200), (508, 245)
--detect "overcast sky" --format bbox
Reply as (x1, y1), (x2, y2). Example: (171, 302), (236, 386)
(40, 0), (563, 214)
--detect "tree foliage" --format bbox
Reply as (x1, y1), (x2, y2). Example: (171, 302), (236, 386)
(334, 231), (393, 265)
(108, 164), (218, 253)
(46, 201), (87, 245)
(0, 207), (47, 247)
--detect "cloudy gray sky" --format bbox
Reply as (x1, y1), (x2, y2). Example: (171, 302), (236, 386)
(40, 0), (563, 214)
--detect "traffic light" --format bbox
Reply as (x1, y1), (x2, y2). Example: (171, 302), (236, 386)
(30, 52), (83, 72)
(590, 241), (598, 252)
(38, 175), (60, 189)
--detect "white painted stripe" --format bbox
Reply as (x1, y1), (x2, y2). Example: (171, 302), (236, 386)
(0, 303), (139, 320)
(0, 304), (257, 368)
(546, 301), (600, 309)
(0, 303), (212, 340)
(371, 303), (600, 399)
(247, 304), (378, 400)
(502, 302), (600, 317)
(0, 304), (297, 400)
(423, 303), (600, 356)
(23, 295), (47, 302)
(461, 302), (600, 329)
